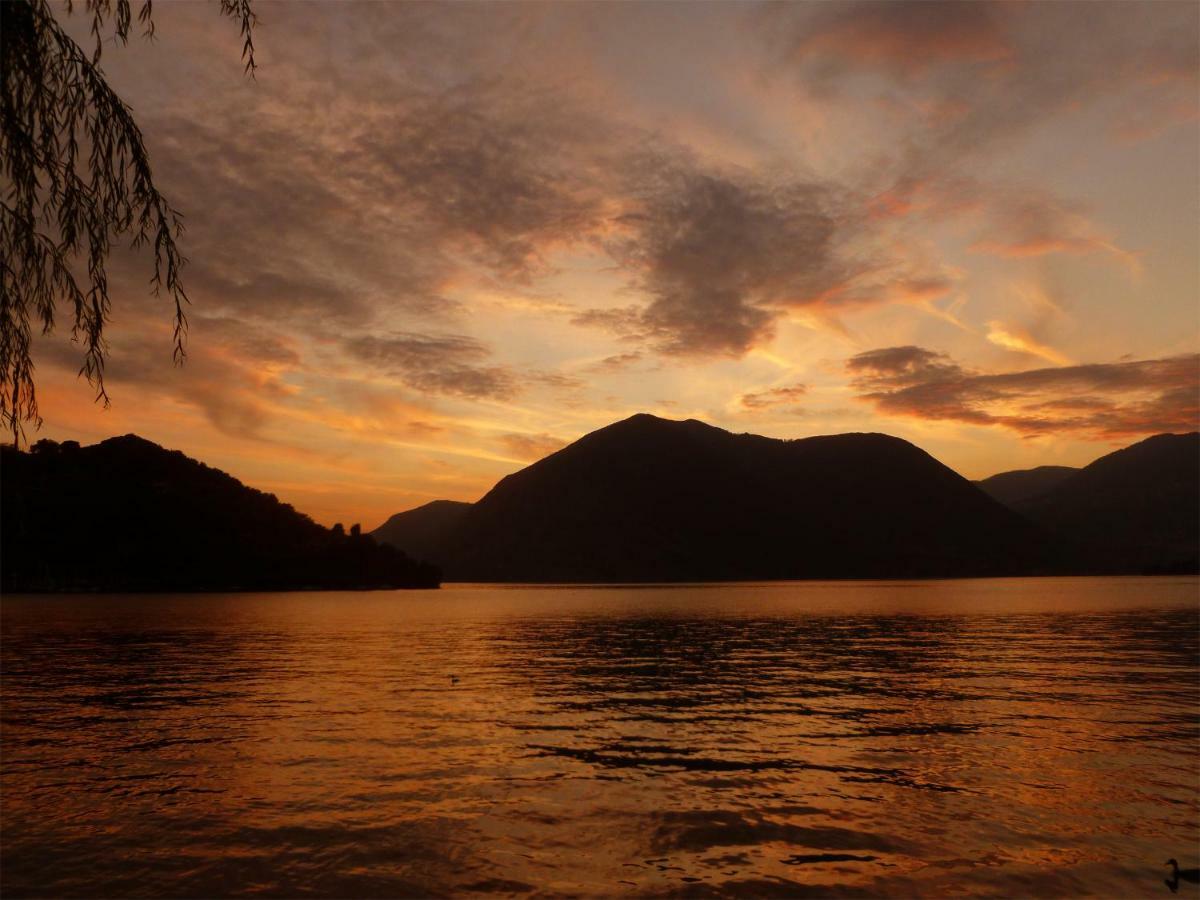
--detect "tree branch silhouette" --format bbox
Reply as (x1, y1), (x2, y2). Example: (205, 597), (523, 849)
(0, 0), (255, 443)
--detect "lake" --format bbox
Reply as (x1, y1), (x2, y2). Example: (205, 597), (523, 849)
(2, 578), (1198, 897)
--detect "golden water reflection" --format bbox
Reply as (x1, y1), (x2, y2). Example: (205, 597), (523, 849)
(2, 578), (1197, 897)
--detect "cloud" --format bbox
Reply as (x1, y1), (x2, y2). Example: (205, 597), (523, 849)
(571, 306), (646, 339)
(528, 370), (586, 392)
(189, 315), (303, 368)
(358, 87), (608, 281)
(570, 146), (973, 357)
(108, 11), (1039, 377)
(34, 315), (302, 440)
(901, 2), (1200, 170)
(583, 351), (644, 374)
(765, 1), (1197, 270)
(783, 1), (1014, 78)
(122, 65), (625, 342)
(968, 195), (1141, 273)
(147, 56), (918, 368)
(985, 321), (1072, 366)
(848, 346), (1199, 438)
(847, 345), (963, 382)
(499, 432), (567, 461)
(579, 156), (860, 356)
(342, 332), (519, 400)
(342, 332), (580, 401)
(32, 1), (1197, 463)
(740, 383), (809, 410)
(148, 113), (460, 328)
(864, 177), (1141, 277)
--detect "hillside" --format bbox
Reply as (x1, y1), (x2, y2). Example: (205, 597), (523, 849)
(375, 414), (1053, 582)
(372, 500), (472, 568)
(976, 465), (1079, 507)
(2, 436), (440, 592)
(1010, 432), (1199, 574)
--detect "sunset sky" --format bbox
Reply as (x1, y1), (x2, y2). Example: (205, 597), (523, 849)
(32, 0), (1200, 528)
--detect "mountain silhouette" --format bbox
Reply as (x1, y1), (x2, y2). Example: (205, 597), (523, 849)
(373, 500), (472, 567)
(373, 413), (1053, 582)
(976, 465), (1079, 507)
(1003, 432), (1199, 574)
(2, 436), (440, 592)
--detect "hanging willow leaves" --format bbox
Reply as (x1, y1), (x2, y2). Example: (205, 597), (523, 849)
(0, 0), (255, 443)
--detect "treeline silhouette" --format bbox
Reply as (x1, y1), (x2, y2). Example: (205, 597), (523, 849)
(2, 435), (439, 592)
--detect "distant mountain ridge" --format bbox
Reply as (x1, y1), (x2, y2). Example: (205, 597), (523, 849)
(2, 436), (440, 592)
(976, 465), (1079, 507)
(8, 420), (1193, 593)
(1003, 432), (1199, 574)
(373, 413), (1055, 582)
(373, 500), (471, 567)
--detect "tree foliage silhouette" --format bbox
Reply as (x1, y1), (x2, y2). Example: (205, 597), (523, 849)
(0, 0), (256, 443)
(2, 435), (442, 591)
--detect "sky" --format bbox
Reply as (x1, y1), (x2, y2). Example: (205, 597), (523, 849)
(32, 0), (1200, 529)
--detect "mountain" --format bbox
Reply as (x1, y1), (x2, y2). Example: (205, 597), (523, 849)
(372, 500), (471, 567)
(2, 436), (440, 592)
(976, 465), (1079, 507)
(1008, 432), (1199, 574)
(373, 413), (1053, 582)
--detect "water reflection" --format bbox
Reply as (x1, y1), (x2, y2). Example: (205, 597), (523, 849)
(2, 579), (1198, 897)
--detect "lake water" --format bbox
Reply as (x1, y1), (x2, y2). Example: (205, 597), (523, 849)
(2, 578), (1198, 898)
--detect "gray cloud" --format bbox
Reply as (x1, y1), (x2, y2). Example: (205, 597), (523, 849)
(847, 345), (964, 384)
(848, 346), (1200, 438)
(571, 306), (646, 340)
(343, 333), (519, 401)
(795, 2), (1194, 179)
(774, 1), (1013, 82)
(342, 330), (582, 402)
(44, 0), (1194, 436)
(586, 156), (854, 356)
(147, 113), (458, 329)
(740, 383), (809, 410)
(187, 315), (302, 368)
(357, 87), (608, 281)
(583, 351), (644, 374)
(103, 20), (959, 372)
(761, 0), (1199, 266)
(149, 50), (906, 365)
(528, 370), (585, 392)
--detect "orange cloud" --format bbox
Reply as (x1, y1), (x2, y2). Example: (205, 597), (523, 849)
(795, 2), (1013, 76)
(740, 383), (808, 410)
(971, 237), (1142, 272)
(986, 321), (1073, 366)
(966, 192), (1143, 274)
(848, 346), (1199, 439)
(867, 188), (917, 222)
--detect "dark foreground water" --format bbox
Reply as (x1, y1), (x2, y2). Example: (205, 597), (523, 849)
(2, 578), (1198, 898)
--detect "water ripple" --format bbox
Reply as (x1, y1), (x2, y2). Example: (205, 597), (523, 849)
(2, 578), (1197, 897)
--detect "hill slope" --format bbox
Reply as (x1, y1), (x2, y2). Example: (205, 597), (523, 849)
(2, 436), (440, 592)
(371, 500), (471, 566)
(377, 414), (1052, 582)
(1011, 432), (1199, 573)
(976, 465), (1079, 507)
